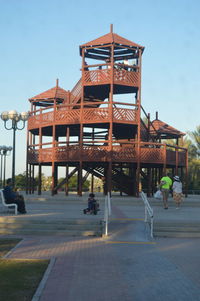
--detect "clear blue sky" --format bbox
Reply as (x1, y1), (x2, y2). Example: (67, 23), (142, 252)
(0, 0), (200, 177)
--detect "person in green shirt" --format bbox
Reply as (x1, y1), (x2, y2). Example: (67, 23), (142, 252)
(160, 173), (172, 209)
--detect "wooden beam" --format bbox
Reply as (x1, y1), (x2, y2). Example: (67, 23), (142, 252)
(114, 54), (136, 61)
(114, 49), (134, 55)
(85, 53), (107, 61)
(53, 167), (78, 192)
(86, 48), (110, 56)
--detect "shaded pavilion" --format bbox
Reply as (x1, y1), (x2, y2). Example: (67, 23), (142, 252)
(26, 26), (187, 197)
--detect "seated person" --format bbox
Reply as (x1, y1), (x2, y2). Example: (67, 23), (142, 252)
(83, 193), (99, 214)
(88, 193), (96, 211)
(3, 178), (27, 214)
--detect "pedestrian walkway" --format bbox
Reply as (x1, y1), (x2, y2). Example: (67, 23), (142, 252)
(2, 192), (200, 301)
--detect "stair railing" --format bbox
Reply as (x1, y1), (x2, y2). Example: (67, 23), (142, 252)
(103, 192), (112, 236)
(70, 78), (82, 105)
(140, 105), (158, 141)
(140, 191), (154, 238)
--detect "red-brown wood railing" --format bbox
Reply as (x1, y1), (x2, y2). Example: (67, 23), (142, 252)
(27, 142), (187, 166)
(28, 105), (138, 129)
(83, 69), (139, 86)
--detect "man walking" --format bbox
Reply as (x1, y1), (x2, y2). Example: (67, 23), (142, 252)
(160, 173), (172, 209)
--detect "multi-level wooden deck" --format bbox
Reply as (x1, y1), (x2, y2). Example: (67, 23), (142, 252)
(26, 27), (187, 196)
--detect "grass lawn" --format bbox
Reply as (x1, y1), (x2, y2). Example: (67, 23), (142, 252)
(0, 239), (49, 301)
(0, 238), (21, 257)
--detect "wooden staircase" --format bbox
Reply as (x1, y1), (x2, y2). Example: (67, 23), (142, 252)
(84, 166), (134, 195)
(69, 78), (107, 108)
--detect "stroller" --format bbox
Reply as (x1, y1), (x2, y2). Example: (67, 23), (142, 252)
(83, 193), (100, 215)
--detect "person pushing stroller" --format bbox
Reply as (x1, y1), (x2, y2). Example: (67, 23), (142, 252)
(83, 193), (99, 215)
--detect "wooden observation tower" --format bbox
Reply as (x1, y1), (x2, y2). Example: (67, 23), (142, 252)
(27, 26), (187, 196)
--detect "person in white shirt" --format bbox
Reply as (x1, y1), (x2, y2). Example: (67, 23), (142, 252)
(172, 175), (183, 209)
(123, 59), (129, 70)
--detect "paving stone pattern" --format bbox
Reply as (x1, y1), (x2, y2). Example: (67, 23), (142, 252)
(3, 193), (200, 301)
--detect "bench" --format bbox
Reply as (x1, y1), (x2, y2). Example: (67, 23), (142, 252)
(0, 189), (18, 215)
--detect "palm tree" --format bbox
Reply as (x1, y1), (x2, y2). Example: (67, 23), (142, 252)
(165, 136), (197, 159)
(188, 125), (200, 156)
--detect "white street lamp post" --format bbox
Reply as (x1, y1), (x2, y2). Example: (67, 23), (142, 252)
(0, 146), (12, 187)
(1, 110), (29, 187)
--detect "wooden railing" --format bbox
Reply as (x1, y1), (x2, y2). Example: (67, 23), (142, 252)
(69, 78), (82, 105)
(55, 109), (81, 124)
(113, 107), (138, 123)
(27, 143), (187, 166)
(28, 106), (138, 129)
(84, 69), (139, 86)
(84, 70), (111, 84)
(114, 69), (139, 86)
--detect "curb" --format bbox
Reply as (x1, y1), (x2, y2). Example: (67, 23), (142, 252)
(3, 238), (25, 259)
(31, 257), (56, 301)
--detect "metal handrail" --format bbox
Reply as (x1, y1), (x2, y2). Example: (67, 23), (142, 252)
(103, 192), (111, 236)
(140, 191), (154, 238)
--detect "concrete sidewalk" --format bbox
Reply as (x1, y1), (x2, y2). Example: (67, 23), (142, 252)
(2, 192), (200, 301)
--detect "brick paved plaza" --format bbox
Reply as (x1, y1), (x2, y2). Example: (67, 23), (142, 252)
(1, 192), (200, 301)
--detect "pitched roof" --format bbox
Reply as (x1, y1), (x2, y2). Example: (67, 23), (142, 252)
(29, 85), (68, 102)
(150, 119), (185, 137)
(80, 32), (144, 50)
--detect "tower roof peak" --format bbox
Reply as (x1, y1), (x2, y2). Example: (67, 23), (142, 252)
(29, 82), (68, 106)
(80, 31), (144, 51)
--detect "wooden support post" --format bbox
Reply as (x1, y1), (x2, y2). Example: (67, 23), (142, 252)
(91, 128), (94, 193)
(38, 123), (42, 195)
(163, 144), (167, 174)
(65, 164), (69, 196)
(78, 162), (82, 196)
(38, 164), (42, 195)
(175, 148), (178, 175)
(172, 167), (175, 178)
(151, 168), (155, 196)
(31, 165), (34, 194)
(120, 163), (123, 196)
(77, 48), (85, 197)
(91, 174), (94, 193)
(28, 164), (31, 194)
(155, 167), (158, 189)
(136, 154), (141, 197)
(106, 44), (114, 196)
(158, 167), (162, 183)
(65, 127), (70, 196)
(136, 49), (142, 197)
(66, 127), (70, 146)
(51, 162), (56, 196)
(131, 164), (137, 196)
(54, 164), (58, 194)
(26, 164), (30, 194)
